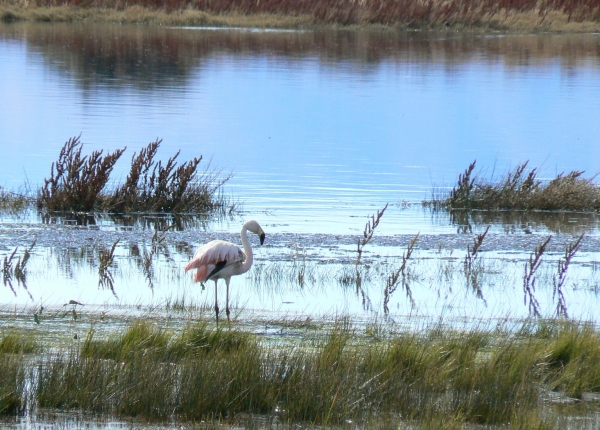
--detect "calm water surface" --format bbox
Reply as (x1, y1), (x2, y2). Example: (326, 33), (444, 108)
(1, 23), (600, 321)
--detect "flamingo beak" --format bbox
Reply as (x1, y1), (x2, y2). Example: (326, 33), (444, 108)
(260, 232), (265, 245)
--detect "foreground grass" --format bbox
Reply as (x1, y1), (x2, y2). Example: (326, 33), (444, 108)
(2, 0), (600, 32)
(3, 316), (600, 426)
(437, 160), (600, 212)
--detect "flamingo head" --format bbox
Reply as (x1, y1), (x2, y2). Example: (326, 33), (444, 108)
(244, 220), (266, 245)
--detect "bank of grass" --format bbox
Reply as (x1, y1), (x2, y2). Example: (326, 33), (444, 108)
(1, 317), (595, 426)
(437, 160), (600, 212)
(2, 0), (600, 32)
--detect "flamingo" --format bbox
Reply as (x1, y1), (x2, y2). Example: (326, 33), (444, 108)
(185, 220), (265, 325)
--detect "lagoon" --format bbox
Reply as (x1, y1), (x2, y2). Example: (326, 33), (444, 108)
(1, 22), (600, 321)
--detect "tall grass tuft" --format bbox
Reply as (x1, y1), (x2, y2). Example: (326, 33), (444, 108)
(37, 136), (231, 216)
(464, 225), (489, 301)
(38, 135), (126, 212)
(356, 203), (388, 265)
(545, 321), (600, 398)
(445, 160), (600, 211)
(107, 139), (230, 213)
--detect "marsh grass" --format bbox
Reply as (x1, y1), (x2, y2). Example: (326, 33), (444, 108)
(23, 317), (600, 426)
(37, 136), (231, 217)
(0, 331), (39, 355)
(0, 316), (599, 426)
(2, 0), (600, 31)
(0, 354), (27, 416)
(0, 331), (35, 416)
(545, 321), (600, 398)
(445, 160), (600, 212)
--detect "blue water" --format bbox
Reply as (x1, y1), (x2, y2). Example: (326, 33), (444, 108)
(1, 25), (600, 235)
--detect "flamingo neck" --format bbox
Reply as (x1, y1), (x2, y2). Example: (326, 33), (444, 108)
(240, 224), (254, 273)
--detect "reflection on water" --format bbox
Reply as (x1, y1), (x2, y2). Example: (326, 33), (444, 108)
(447, 209), (600, 235)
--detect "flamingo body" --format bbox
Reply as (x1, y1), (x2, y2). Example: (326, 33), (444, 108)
(185, 240), (245, 283)
(185, 220), (265, 324)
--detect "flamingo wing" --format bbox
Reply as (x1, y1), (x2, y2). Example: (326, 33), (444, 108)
(185, 240), (245, 283)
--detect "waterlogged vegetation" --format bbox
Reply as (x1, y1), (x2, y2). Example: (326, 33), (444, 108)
(2, 314), (600, 427)
(2, 0), (600, 31)
(36, 135), (232, 216)
(442, 160), (600, 212)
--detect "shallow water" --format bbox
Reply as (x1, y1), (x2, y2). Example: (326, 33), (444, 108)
(1, 23), (600, 322)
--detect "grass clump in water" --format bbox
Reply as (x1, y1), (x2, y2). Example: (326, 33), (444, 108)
(106, 138), (230, 213)
(37, 134), (125, 212)
(36, 135), (231, 216)
(443, 160), (600, 211)
(15, 316), (600, 426)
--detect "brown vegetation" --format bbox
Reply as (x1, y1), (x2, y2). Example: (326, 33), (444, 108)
(1, 0), (600, 31)
(36, 135), (230, 215)
(445, 160), (600, 211)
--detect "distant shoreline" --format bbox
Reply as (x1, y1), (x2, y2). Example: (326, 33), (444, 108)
(1, 3), (600, 33)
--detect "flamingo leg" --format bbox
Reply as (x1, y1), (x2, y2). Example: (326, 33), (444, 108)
(214, 280), (219, 327)
(225, 277), (232, 324)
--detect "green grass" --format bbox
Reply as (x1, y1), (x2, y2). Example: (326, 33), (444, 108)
(0, 331), (35, 416)
(0, 355), (27, 416)
(3, 316), (600, 427)
(0, 330), (39, 355)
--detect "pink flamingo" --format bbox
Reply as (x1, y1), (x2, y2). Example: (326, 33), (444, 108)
(185, 220), (265, 325)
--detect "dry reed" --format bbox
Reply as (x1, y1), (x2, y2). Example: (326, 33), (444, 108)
(37, 136), (231, 216)
(553, 232), (584, 318)
(446, 160), (600, 211)
(383, 232), (419, 313)
(38, 135), (125, 212)
(524, 236), (551, 317)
